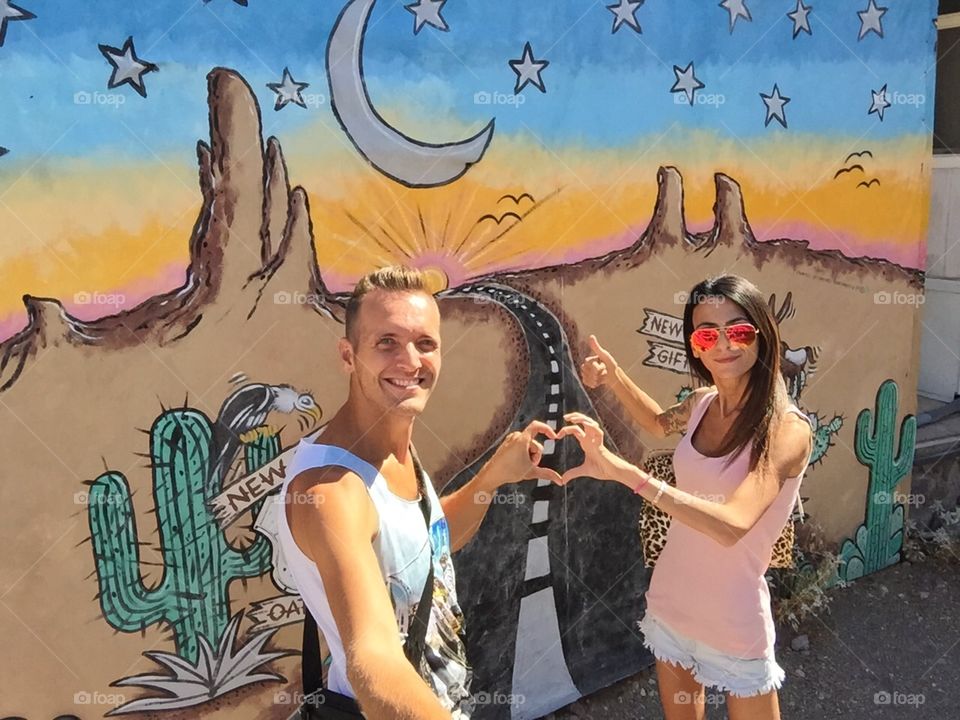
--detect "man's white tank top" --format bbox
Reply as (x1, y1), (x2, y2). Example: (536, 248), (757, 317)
(275, 439), (473, 715)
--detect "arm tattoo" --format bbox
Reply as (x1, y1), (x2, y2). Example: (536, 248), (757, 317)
(657, 394), (695, 436)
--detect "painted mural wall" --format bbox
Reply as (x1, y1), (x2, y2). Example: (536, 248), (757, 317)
(0, 1), (935, 719)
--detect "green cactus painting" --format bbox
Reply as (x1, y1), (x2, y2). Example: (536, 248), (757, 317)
(87, 409), (280, 662)
(836, 380), (916, 583)
(808, 412), (844, 466)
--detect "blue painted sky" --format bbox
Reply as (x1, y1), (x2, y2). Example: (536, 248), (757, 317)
(0, 0), (938, 161)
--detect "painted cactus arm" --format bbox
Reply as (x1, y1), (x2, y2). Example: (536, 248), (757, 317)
(836, 380), (917, 583)
(854, 380), (917, 486)
(89, 471), (169, 631)
(88, 410), (278, 662)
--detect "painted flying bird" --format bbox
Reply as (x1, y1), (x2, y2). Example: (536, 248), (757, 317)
(209, 383), (322, 489)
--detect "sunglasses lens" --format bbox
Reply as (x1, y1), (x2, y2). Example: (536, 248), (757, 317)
(691, 329), (719, 352)
(726, 324), (757, 346)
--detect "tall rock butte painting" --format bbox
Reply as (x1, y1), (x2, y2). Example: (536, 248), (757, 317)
(0, 1), (935, 718)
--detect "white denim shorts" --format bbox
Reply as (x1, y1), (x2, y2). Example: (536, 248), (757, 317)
(637, 612), (785, 698)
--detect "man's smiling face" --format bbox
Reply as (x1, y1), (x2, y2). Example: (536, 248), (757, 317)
(342, 289), (442, 418)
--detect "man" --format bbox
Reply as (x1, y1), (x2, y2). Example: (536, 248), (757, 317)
(277, 266), (558, 719)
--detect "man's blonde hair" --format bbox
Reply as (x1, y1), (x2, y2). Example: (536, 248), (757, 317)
(344, 266), (432, 342)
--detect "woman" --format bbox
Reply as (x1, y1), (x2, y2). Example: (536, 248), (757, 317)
(559, 275), (813, 720)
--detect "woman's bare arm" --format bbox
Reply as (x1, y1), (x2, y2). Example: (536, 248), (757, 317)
(559, 411), (813, 547)
(620, 414), (813, 545)
(580, 334), (712, 439)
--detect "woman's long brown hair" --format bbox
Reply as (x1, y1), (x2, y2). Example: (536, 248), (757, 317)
(682, 275), (789, 472)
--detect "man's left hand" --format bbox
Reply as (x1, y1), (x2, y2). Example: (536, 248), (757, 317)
(481, 420), (562, 488)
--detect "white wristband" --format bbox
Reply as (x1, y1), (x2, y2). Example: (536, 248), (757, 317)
(652, 480), (665, 505)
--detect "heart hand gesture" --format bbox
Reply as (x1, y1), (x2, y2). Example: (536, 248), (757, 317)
(487, 420), (562, 485)
(556, 412), (629, 486)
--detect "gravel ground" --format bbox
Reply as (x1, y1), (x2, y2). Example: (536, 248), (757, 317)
(545, 555), (959, 720)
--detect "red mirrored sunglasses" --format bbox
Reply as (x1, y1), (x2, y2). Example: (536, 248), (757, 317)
(690, 323), (759, 353)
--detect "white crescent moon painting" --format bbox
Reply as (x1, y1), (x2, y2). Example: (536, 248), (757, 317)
(327, 0), (496, 188)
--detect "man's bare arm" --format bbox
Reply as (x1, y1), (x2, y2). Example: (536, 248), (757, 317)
(288, 468), (450, 720)
(440, 473), (493, 553)
(441, 422), (560, 552)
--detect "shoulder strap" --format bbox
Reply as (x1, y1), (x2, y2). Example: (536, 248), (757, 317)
(686, 388), (716, 435)
(298, 444), (381, 489)
(301, 447), (435, 695)
(302, 606), (324, 696)
(785, 405), (814, 428)
(783, 406), (813, 522)
(403, 448), (435, 669)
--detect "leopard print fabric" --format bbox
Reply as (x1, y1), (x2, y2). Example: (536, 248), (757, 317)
(638, 450), (795, 569)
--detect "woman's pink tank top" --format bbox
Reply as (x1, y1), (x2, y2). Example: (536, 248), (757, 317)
(643, 389), (812, 658)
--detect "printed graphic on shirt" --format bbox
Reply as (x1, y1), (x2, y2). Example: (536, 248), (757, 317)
(424, 517), (473, 715)
(384, 515), (473, 716)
